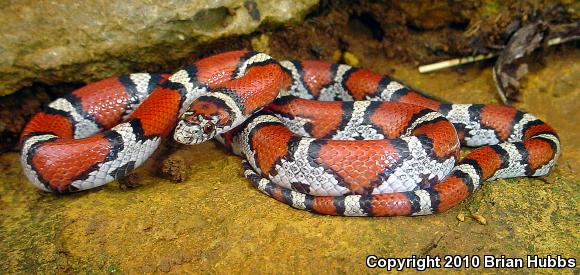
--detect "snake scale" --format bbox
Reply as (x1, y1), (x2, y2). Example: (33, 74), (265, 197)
(20, 51), (560, 216)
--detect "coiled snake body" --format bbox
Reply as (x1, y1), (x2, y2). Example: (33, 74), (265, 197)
(20, 51), (560, 216)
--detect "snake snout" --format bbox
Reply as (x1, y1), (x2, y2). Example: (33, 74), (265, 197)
(174, 120), (201, 145)
(173, 120), (216, 145)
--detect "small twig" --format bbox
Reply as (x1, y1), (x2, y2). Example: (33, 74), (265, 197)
(418, 53), (496, 73)
(547, 36), (569, 46)
(418, 37), (573, 73)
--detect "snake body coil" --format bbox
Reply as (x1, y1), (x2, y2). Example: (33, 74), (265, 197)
(20, 51), (560, 216)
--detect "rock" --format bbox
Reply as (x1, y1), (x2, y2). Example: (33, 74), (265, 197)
(160, 154), (188, 182)
(0, 0), (319, 96)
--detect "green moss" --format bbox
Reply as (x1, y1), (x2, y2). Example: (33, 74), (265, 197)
(479, 0), (502, 18)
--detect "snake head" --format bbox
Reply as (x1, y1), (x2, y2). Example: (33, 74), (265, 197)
(174, 98), (233, 144)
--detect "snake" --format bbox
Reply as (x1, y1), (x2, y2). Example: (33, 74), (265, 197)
(19, 50), (561, 216)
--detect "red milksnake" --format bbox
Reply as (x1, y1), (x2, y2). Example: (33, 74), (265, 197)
(20, 51), (560, 216)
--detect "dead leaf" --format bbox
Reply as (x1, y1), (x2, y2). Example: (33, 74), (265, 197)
(493, 21), (548, 104)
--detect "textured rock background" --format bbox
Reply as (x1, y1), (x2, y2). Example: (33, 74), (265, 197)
(0, 0), (318, 95)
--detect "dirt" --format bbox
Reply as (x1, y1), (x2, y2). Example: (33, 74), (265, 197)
(1, 0), (579, 273)
(160, 154), (188, 183)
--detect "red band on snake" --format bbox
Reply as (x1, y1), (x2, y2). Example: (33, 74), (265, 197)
(20, 51), (560, 216)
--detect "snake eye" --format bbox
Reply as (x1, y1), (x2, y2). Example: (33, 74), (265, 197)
(203, 122), (215, 134)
